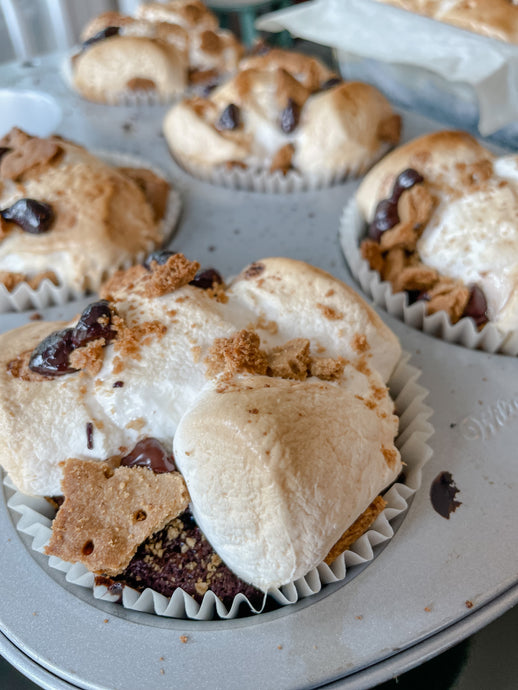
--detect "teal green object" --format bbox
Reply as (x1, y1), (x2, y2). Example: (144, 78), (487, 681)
(207, 1), (293, 47)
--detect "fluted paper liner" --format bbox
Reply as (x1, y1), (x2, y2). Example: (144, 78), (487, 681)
(340, 199), (518, 356)
(0, 151), (182, 314)
(168, 142), (393, 194)
(5, 352), (433, 620)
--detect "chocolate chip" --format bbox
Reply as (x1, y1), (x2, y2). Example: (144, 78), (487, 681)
(71, 300), (117, 348)
(86, 422), (94, 450)
(368, 198), (399, 241)
(430, 471), (461, 519)
(120, 438), (177, 474)
(216, 103), (240, 131)
(113, 380), (124, 388)
(280, 98), (301, 134)
(462, 285), (489, 327)
(320, 77), (342, 91)
(391, 168), (424, 203)
(82, 26), (120, 50)
(243, 262), (265, 279)
(29, 328), (78, 376)
(189, 268), (223, 289)
(1, 198), (54, 234)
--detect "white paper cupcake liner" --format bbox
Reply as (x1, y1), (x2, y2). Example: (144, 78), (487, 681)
(339, 199), (518, 356)
(5, 352), (433, 620)
(170, 142), (393, 194)
(0, 150), (182, 314)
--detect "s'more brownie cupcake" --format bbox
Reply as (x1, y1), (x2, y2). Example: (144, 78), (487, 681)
(162, 48), (401, 191)
(0, 128), (179, 310)
(2, 254), (432, 618)
(340, 130), (518, 354)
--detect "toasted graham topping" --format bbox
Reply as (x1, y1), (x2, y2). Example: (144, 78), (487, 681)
(45, 458), (189, 576)
(267, 338), (311, 381)
(0, 134), (63, 181)
(101, 253), (200, 301)
(117, 167), (170, 221)
(205, 329), (269, 378)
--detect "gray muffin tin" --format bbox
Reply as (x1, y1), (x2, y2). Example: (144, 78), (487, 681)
(1, 54), (518, 690)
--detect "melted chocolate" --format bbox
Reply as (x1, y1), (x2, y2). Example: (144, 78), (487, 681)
(280, 98), (300, 134)
(1, 198), (54, 234)
(216, 104), (240, 131)
(29, 300), (117, 377)
(29, 328), (77, 376)
(190, 268), (223, 289)
(86, 422), (94, 450)
(430, 471), (462, 519)
(368, 168), (423, 241)
(120, 438), (177, 474)
(71, 300), (117, 348)
(82, 26), (120, 50)
(463, 285), (489, 327)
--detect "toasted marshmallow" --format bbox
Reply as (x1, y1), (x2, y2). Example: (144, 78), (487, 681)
(0, 256), (400, 502)
(0, 130), (169, 293)
(163, 67), (401, 177)
(174, 373), (401, 590)
(239, 48), (336, 91)
(73, 34), (187, 103)
(136, 0), (219, 32)
(226, 258), (401, 383)
(357, 130), (518, 333)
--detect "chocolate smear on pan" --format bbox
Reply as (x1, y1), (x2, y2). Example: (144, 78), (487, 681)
(430, 471), (462, 519)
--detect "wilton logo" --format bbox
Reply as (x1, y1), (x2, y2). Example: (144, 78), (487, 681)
(460, 397), (518, 441)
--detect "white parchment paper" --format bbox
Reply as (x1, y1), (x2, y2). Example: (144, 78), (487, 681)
(257, 0), (518, 135)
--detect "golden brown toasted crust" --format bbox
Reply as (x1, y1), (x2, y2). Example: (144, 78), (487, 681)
(45, 459), (189, 576)
(240, 48), (336, 91)
(357, 130), (491, 221)
(117, 166), (170, 221)
(373, 0), (518, 44)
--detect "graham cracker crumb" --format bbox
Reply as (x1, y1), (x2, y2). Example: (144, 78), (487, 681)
(309, 357), (346, 381)
(381, 445), (398, 469)
(125, 417), (146, 431)
(101, 254), (199, 301)
(351, 334), (369, 354)
(250, 315), (278, 335)
(267, 338), (311, 380)
(45, 459), (189, 576)
(204, 330), (269, 378)
(112, 320), (167, 372)
(324, 496), (387, 564)
(0, 131), (63, 181)
(206, 282), (228, 303)
(69, 339), (105, 377)
(179, 635), (188, 644)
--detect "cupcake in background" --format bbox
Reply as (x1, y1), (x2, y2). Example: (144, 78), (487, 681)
(340, 130), (518, 353)
(71, 1), (244, 104)
(0, 127), (179, 310)
(162, 48), (401, 191)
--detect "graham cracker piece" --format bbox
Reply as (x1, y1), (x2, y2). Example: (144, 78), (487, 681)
(361, 239), (384, 274)
(27, 271), (59, 290)
(425, 280), (470, 323)
(309, 356), (346, 380)
(118, 167), (170, 221)
(324, 495), (387, 565)
(69, 339), (106, 377)
(101, 254), (199, 301)
(394, 264), (439, 293)
(0, 134), (63, 181)
(205, 329), (269, 378)
(267, 338), (311, 380)
(45, 459), (190, 576)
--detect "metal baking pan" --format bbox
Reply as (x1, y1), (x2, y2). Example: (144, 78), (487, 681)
(0, 53), (517, 690)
